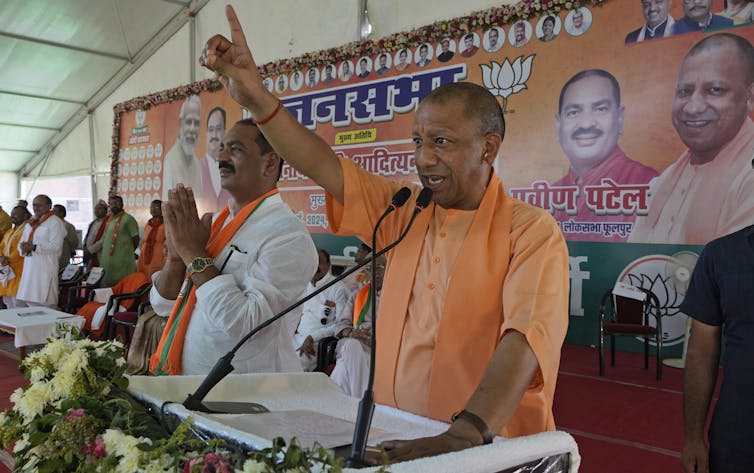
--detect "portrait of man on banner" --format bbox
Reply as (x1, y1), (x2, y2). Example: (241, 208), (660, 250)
(550, 69), (657, 242)
(162, 95), (206, 212)
(630, 33), (754, 245)
(484, 27), (504, 52)
(414, 43), (433, 67)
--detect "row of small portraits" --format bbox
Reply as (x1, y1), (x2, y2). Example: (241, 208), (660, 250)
(264, 7), (593, 93)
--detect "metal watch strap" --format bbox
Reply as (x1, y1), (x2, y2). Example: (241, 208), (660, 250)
(188, 257), (214, 275)
(451, 409), (494, 444)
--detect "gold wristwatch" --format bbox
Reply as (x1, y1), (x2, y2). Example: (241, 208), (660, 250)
(187, 257), (215, 275)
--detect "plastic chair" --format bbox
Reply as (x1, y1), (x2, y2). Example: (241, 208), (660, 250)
(111, 301), (153, 357)
(314, 336), (339, 374)
(58, 264), (85, 310)
(65, 266), (105, 313)
(102, 282), (152, 342)
(598, 282), (663, 380)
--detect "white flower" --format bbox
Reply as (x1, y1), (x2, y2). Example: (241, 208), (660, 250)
(102, 429), (151, 473)
(480, 55), (535, 98)
(13, 433), (29, 453)
(143, 453), (175, 473)
(239, 459), (266, 473)
(14, 381), (53, 423)
(29, 367), (46, 383)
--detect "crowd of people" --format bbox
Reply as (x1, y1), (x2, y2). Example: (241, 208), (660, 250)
(0, 3), (752, 470)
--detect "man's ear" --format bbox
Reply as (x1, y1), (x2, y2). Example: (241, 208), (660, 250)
(483, 133), (502, 165)
(264, 152), (281, 177)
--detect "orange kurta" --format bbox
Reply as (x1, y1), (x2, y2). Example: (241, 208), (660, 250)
(0, 223), (28, 297)
(136, 219), (166, 279)
(326, 158), (569, 438)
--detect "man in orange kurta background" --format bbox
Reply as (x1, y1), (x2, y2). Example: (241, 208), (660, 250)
(201, 5), (569, 463)
(0, 206), (31, 308)
(137, 199), (166, 279)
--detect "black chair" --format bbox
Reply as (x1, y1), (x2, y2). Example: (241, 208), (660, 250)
(58, 264), (85, 310)
(66, 267), (105, 313)
(314, 336), (339, 374)
(598, 284), (663, 380)
(103, 283), (153, 342)
(111, 301), (153, 358)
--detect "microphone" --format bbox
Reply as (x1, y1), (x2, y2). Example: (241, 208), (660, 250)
(346, 188), (433, 467)
(182, 187), (417, 412)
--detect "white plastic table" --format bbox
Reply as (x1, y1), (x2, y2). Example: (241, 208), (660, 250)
(0, 307), (85, 359)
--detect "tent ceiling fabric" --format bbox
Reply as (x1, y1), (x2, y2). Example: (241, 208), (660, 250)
(0, 0), (198, 174)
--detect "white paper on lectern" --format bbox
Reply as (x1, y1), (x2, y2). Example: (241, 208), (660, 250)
(207, 410), (393, 449)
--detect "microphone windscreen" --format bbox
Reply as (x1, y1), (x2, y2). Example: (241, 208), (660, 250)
(391, 187), (412, 208)
(415, 188), (433, 209)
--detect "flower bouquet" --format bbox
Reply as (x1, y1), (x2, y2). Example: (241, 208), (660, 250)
(0, 329), (358, 472)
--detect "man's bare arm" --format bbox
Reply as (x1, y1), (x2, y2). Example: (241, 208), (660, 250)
(378, 331), (538, 462)
(681, 319), (720, 473)
(199, 5), (344, 203)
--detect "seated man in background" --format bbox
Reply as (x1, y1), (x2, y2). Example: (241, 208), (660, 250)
(294, 248), (354, 371)
(330, 255), (386, 397)
(149, 119), (317, 376)
(201, 6), (568, 461)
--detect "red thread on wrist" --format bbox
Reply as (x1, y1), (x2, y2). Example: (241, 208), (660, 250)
(252, 100), (283, 125)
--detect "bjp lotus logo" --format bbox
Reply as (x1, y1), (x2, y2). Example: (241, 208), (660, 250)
(480, 55), (535, 111)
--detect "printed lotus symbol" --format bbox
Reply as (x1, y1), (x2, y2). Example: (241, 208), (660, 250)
(480, 55), (535, 109)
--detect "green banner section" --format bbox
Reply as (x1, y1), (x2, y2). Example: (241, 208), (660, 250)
(566, 241), (702, 357)
(313, 234), (703, 357)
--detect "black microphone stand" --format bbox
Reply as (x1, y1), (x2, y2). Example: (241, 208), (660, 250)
(346, 187), (433, 467)
(183, 188), (414, 413)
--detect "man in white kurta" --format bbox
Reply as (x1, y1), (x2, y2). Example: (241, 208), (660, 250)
(150, 120), (317, 375)
(294, 248), (354, 371)
(16, 195), (65, 307)
(330, 255), (385, 396)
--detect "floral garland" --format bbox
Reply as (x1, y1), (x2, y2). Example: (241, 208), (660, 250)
(109, 0), (608, 193)
(0, 329), (359, 472)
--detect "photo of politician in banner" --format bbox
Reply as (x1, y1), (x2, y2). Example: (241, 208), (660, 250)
(550, 69), (657, 242)
(630, 33), (754, 245)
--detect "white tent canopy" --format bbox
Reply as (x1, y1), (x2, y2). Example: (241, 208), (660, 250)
(1, 0), (510, 206)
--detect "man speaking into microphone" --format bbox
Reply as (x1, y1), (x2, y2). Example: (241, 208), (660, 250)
(200, 5), (568, 462)
(148, 119), (317, 376)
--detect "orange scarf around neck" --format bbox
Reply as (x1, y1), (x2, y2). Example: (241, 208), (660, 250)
(149, 189), (278, 375)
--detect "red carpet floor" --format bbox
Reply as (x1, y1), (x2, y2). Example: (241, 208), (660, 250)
(0, 340), (718, 472)
(555, 344), (720, 473)
(0, 335), (25, 473)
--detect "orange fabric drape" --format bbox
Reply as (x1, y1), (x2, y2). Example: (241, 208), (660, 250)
(149, 189), (278, 375)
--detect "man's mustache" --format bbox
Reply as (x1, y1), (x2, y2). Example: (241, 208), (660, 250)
(218, 161), (235, 173)
(571, 127), (603, 140)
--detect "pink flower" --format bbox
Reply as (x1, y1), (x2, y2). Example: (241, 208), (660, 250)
(83, 437), (106, 459)
(66, 408), (86, 420)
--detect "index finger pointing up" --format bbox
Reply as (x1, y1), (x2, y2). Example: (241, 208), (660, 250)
(225, 5), (249, 47)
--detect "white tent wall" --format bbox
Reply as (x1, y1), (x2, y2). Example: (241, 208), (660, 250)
(34, 0), (514, 201)
(0, 173), (19, 210)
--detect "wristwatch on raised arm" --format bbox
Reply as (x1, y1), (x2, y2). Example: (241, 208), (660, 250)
(187, 257), (215, 276)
